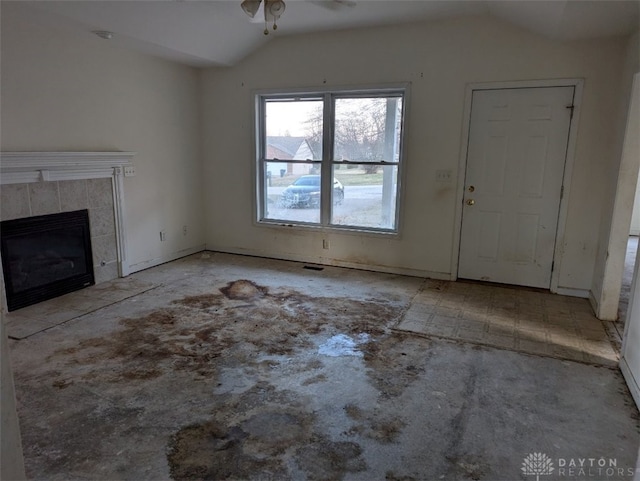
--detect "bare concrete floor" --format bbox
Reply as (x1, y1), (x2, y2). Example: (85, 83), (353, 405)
(7, 252), (640, 481)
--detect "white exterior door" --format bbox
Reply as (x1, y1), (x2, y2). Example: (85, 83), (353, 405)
(458, 86), (574, 288)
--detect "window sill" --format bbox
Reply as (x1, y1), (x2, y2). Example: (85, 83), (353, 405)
(255, 219), (401, 239)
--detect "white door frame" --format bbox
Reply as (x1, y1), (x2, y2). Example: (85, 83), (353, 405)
(451, 78), (584, 295)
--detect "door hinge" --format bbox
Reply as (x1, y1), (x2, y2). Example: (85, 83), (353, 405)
(560, 185), (564, 200)
(551, 260), (555, 272)
(566, 104), (575, 120)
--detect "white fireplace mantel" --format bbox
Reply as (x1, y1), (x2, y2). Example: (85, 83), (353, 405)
(0, 151), (135, 184)
(0, 151), (136, 277)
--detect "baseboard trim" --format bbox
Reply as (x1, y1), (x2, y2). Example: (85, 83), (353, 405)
(128, 244), (206, 274)
(620, 357), (640, 410)
(553, 286), (590, 299)
(206, 245), (452, 280)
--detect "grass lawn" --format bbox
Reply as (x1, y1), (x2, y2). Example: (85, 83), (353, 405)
(335, 171), (383, 186)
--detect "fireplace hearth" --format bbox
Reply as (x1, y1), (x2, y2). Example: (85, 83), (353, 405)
(1, 209), (95, 311)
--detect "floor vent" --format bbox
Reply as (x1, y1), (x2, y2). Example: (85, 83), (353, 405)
(303, 265), (324, 271)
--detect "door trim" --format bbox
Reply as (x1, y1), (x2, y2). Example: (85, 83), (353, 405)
(452, 78), (584, 294)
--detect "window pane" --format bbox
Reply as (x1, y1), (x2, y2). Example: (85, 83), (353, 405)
(333, 96), (403, 163)
(265, 99), (323, 160)
(258, 90), (405, 233)
(264, 163), (321, 224)
(331, 164), (398, 229)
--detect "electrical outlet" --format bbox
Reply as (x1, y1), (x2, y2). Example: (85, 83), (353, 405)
(160, 231), (166, 241)
(436, 169), (452, 182)
(124, 166), (136, 177)
(323, 239), (330, 249)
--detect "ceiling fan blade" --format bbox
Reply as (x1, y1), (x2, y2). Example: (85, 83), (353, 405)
(241, 0), (262, 18)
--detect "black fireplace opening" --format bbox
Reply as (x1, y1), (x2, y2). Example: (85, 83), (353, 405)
(1, 209), (95, 312)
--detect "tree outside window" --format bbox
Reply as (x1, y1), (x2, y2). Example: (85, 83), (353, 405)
(257, 87), (406, 232)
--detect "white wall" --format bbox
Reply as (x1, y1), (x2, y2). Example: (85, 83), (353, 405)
(621, 34), (639, 211)
(590, 30), (640, 319)
(621, 73), (640, 409)
(202, 15), (627, 290)
(1, 8), (631, 298)
(0, 4), (205, 273)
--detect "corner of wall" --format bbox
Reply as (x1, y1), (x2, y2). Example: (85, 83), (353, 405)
(589, 31), (640, 320)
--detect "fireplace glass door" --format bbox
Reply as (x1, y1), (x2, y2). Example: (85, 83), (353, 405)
(1, 209), (95, 311)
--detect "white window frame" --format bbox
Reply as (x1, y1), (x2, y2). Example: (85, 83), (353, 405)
(254, 84), (408, 235)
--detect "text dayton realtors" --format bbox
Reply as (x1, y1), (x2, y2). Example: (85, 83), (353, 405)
(557, 457), (636, 478)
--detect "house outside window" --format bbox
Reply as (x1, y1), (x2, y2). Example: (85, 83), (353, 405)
(256, 86), (407, 233)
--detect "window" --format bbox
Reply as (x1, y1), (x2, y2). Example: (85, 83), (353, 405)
(256, 87), (406, 233)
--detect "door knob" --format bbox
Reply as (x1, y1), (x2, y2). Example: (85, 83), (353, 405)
(466, 199), (475, 206)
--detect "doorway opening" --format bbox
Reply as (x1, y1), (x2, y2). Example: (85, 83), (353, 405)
(615, 142), (640, 345)
(618, 236), (638, 329)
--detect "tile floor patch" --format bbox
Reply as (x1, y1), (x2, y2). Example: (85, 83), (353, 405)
(395, 280), (619, 366)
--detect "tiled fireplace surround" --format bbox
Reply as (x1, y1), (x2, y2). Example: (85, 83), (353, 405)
(0, 152), (134, 310)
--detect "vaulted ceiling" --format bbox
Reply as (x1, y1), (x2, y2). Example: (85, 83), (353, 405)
(5, 0), (640, 67)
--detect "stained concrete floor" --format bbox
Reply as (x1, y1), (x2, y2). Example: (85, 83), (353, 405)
(7, 252), (640, 481)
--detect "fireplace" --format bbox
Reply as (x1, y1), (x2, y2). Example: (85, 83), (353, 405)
(0, 151), (136, 311)
(1, 209), (95, 311)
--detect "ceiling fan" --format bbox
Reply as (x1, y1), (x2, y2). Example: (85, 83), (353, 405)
(241, 0), (356, 35)
(241, 0), (285, 35)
